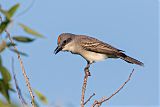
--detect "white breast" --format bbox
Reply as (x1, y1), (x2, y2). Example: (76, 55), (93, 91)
(62, 42), (108, 63)
(62, 42), (76, 52)
(81, 50), (108, 63)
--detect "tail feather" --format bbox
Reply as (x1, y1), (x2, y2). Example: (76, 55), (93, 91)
(117, 52), (144, 66)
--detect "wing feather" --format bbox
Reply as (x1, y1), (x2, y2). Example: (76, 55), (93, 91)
(77, 35), (123, 56)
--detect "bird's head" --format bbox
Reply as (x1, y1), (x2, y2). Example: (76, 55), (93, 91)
(54, 33), (74, 54)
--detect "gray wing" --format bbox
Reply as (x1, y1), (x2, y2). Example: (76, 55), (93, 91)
(78, 35), (124, 57)
(75, 35), (144, 66)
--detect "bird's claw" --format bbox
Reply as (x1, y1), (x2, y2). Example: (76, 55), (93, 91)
(84, 67), (91, 76)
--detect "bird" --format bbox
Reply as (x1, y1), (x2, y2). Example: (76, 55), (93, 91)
(54, 33), (144, 72)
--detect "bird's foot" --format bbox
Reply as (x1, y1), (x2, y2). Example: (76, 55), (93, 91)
(84, 67), (91, 76)
(87, 71), (91, 76)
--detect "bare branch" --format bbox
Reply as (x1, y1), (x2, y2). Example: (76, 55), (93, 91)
(11, 57), (28, 106)
(91, 69), (135, 107)
(0, 16), (36, 107)
(81, 62), (91, 107)
(84, 93), (95, 105)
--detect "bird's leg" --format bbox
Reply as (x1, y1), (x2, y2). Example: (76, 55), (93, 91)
(84, 61), (91, 76)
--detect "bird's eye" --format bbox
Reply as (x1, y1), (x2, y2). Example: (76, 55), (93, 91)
(63, 38), (72, 45)
(63, 40), (67, 44)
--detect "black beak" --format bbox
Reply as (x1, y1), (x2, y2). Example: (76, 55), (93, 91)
(54, 46), (62, 54)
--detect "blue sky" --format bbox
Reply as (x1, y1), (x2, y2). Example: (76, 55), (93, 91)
(1, 0), (159, 107)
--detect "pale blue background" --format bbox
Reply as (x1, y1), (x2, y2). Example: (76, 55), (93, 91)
(0, 0), (159, 107)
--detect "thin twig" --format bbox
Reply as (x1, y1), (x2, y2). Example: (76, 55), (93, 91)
(7, 26), (35, 107)
(84, 93), (95, 105)
(91, 69), (135, 107)
(81, 72), (89, 107)
(11, 57), (28, 106)
(81, 62), (91, 107)
(0, 16), (36, 107)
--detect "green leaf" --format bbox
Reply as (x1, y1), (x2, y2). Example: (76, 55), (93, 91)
(8, 84), (15, 92)
(0, 8), (8, 18)
(0, 4), (18, 34)
(0, 4), (19, 34)
(9, 48), (28, 56)
(0, 101), (18, 107)
(7, 3), (20, 19)
(0, 66), (11, 83)
(0, 40), (7, 52)
(12, 36), (35, 43)
(6, 42), (16, 47)
(0, 55), (2, 66)
(19, 23), (44, 38)
(0, 79), (10, 103)
(0, 3), (19, 20)
(34, 89), (48, 104)
(0, 19), (10, 34)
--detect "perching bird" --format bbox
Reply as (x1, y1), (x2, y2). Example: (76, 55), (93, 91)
(54, 33), (144, 69)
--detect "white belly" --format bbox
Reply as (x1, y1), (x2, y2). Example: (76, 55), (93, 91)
(81, 51), (108, 63)
(62, 42), (108, 63)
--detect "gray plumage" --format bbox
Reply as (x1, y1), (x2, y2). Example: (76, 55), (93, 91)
(55, 33), (144, 66)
